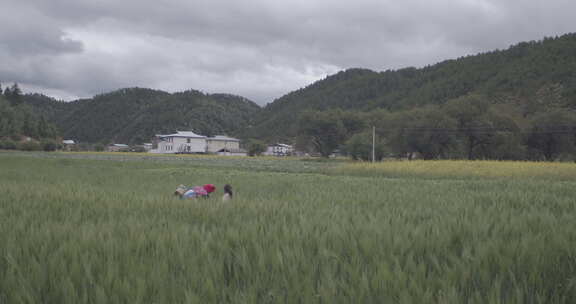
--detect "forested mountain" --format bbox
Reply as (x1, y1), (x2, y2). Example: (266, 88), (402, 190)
(21, 88), (261, 144)
(247, 33), (576, 141)
(0, 85), (59, 142)
(8, 33), (576, 160)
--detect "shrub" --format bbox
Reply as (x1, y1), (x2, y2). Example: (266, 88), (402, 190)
(18, 141), (42, 151)
(41, 139), (59, 152)
(246, 139), (267, 156)
(344, 131), (387, 161)
(0, 139), (17, 150)
(130, 146), (146, 153)
(94, 144), (105, 152)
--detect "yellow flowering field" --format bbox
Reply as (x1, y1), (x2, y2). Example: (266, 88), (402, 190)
(333, 160), (576, 180)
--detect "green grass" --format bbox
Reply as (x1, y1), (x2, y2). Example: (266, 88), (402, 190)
(1, 153), (576, 303)
(0, 151), (340, 174)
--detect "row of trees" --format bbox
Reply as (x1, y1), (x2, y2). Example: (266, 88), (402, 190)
(0, 83), (60, 142)
(297, 95), (576, 161)
(1, 82), (23, 106)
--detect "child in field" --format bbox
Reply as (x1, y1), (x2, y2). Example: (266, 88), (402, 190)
(222, 184), (233, 201)
(174, 184), (216, 199)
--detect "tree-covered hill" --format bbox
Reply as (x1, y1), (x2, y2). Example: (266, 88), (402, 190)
(23, 88), (261, 144)
(0, 95), (58, 140)
(13, 32), (576, 160)
(247, 33), (576, 141)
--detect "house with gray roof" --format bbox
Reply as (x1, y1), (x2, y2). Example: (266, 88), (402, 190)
(150, 131), (244, 155)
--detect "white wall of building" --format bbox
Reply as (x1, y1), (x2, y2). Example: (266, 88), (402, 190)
(206, 137), (240, 153)
(155, 136), (206, 153)
(264, 144), (294, 156)
(150, 132), (242, 155)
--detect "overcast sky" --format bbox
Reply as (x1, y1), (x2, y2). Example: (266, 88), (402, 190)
(1, 0), (575, 105)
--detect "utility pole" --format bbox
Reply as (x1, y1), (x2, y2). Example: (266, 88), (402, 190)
(372, 126), (375, 163)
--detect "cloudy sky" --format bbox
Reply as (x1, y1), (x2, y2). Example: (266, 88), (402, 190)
(1, 0), (575, 105)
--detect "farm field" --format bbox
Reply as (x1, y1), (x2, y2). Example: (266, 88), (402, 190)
(1, 152), (576, 303)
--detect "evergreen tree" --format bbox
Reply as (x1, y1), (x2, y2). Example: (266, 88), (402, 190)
(5, 83), (22, 106)
(20, 110), (38, 138)
(0, 96), (15, 137)
(37, 116), (57, 138)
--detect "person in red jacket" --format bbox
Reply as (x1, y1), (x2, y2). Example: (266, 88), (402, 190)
(174, 184), (216, 199)
(203, 184), (216, 198)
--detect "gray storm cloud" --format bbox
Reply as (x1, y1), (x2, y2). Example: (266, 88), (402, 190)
(1, 0), (575, 104)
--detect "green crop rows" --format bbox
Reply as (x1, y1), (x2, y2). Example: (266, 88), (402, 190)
(1, 153), (576, 303)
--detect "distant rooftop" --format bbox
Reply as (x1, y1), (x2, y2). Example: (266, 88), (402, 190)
(271, 143), (292, 147)
(208, 135), (240, 142)
(156, 131), (206, 138)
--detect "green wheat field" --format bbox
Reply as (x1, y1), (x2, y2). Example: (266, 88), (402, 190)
(1, 152), (576, 303)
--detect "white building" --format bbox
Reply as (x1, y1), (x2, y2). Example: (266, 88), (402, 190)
(143, 143), (153, 151)
(152, 131), (206, 153)
(206, 135), (241, 153)
(62, 139), (75, 151)
(264, 143), (294, 156)
(150, 131), (244, 155)
(107, 144), (129, 152)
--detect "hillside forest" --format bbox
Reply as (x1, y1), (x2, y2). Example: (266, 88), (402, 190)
(2, 33), (576, 160)
(0, 83), (59, 150)
(248, 33), (576, 161)
(6, 88), (261, 147)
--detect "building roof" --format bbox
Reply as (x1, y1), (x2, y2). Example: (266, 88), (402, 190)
(62, 140), (75, 144)
(156, 131), (206, 138)
(207, 135), (240, 142)
(270, 143), (293, 148)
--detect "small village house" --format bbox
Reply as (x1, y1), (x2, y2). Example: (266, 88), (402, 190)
(107, 144), (129, 152)
(206, 135), (241, 153)
(264, 143), (294, 156)
(143, 143), (153, 151)
(62, 139), (75, 151)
